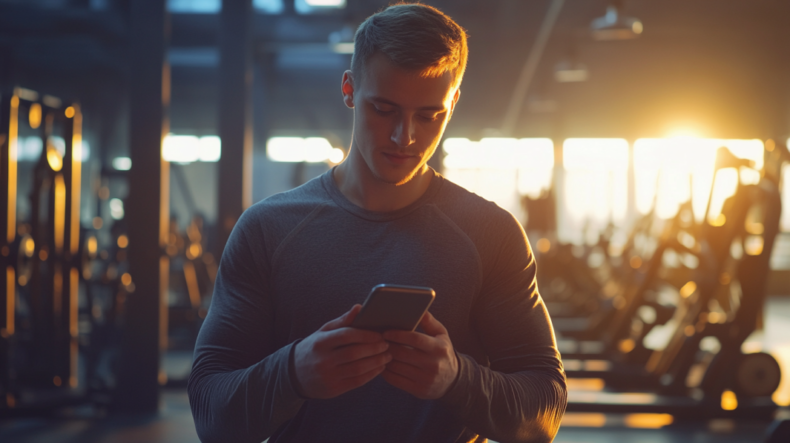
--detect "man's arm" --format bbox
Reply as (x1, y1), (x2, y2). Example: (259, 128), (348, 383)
(187, 220), (305, 443)
(384, 211), (566, 443)
(441, 214), (567, 443)
(188, 213), (392, 443)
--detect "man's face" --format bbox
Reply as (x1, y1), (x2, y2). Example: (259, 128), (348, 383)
(342, 53), (460, 186)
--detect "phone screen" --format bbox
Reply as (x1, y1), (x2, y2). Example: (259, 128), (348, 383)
(351, 284), (435, 332)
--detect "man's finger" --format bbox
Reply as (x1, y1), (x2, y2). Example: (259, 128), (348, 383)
(419, 311), (449, 337)
(319, 327), (383, 349)
(387, 343), (427, 365)
(332, 340), (389, 365)
(384, 360), (425, 381)
(383, 330), (434, 350)
(337, 352), (392, 378)
(320, 304), (362, 331)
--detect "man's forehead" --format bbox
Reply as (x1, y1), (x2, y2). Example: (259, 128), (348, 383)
(356, 54), (457, 107)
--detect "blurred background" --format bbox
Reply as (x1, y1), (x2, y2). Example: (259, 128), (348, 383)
(1, 0), (790, 442)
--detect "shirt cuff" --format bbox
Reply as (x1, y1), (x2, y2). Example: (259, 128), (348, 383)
(287, 339), (309, 400)
(438, 351), (477, 418)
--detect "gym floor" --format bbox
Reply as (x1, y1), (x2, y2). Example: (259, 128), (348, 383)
(2, 296), (789, 443)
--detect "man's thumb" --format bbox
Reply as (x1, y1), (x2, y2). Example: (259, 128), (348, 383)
(321, 304), (361, 331)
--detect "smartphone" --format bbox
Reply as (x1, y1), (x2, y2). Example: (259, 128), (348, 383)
(351, 284), (436, 333)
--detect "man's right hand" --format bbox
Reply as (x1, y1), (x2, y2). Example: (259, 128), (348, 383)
(293, 304), (391, 399)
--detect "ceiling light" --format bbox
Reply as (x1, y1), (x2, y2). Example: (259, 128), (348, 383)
(590, 4), (643, 41)
(554, 60), (589, 82)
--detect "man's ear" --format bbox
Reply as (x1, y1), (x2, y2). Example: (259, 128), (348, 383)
(449, 88), (461, 116)
(341, 70), (355, 108)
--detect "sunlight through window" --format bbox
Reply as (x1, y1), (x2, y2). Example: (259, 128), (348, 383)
(442, 138), (554, 222)
(633, 138), (763, 221)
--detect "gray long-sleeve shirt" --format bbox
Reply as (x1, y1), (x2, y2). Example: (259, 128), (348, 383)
(188, 169), (567, 443)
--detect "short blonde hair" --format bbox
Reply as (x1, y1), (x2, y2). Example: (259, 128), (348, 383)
(351, 3), (468, 88)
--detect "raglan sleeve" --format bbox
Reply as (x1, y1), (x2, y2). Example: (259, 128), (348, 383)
(439, 211), (567, 443)
(187, 209), (305, 443)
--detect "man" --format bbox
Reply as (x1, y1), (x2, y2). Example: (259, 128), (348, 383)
(188, 4), (566, 442)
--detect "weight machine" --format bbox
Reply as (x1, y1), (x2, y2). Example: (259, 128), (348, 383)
(559, 143), (789, 418)
(1, 88), (85, 412)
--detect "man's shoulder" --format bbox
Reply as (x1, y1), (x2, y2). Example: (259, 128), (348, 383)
(434, 176), (519, 229)
(237, 174), (330, 234)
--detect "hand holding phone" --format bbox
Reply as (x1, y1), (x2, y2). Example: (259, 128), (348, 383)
(381, 310), (459, 400)
(293, 304), (392, 399)
(351, 284), (436, 333)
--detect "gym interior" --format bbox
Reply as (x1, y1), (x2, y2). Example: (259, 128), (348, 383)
(1, 0), (790, 442)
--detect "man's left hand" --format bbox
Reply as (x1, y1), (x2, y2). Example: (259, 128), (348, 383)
(381, 311), (458, 399)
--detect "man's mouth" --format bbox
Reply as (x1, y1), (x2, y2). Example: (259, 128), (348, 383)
(383, 152), (415, 165)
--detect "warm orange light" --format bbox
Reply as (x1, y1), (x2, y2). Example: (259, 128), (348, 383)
(87, 236), (97, 255)
(566, 378), (605, 391)
(28, 103), (42, 129)
(64, 106), (75, 118)
(745, 222), (764, 235)
(771, 346), (790, 406)
(624, 413), (673, 428)
(680, 281), (697, 298)
(53, 175), (66, 253)
(117, 235), (129, 249)
(721, 390), (738, 410)
(186, 242), (202, 260)
(183, 261), (202, 309)
(744, 236), (764, 256)
(560, 413), (606, 427)
(583, 360), (611, 371)
(70, 106), (82, 256)
(23, 237), (35, 257)
(710, 214), (726, 226)
(633, 138), (763, 220)
(619, 338), (636, 353)
(536, 238), (551, 253)
(7, 94), (19, 243)
(46, 144), (63, 172)
(629, 256), (642, 269)
(53, 376), (62, 387)
(121, 273), (132, 286)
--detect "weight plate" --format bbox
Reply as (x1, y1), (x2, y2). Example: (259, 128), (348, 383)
(734, 352), (782, 397)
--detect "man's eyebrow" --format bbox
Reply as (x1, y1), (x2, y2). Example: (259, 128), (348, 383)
(370, 96), (447, 112)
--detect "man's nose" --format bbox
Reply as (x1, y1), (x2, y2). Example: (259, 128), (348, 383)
(391, 116), (416, 148)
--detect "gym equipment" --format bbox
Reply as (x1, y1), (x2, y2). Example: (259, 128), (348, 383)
(1, 88), (219, 413)
(1, 88), (84, 411)
(563, 143), (789, 418)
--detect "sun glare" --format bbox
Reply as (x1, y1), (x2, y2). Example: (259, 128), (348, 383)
(443, 138), (554, 222)
(562, 139), (629, 228)
(634, 138), (764, 221)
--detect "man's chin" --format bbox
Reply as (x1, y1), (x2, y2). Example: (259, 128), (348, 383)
(373, 169), (418, 187)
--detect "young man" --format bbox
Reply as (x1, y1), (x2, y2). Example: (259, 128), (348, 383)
(188, 4), (566, 443)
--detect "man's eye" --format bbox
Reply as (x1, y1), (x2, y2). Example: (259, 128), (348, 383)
(373, 105), (394, 114)
(419, 113), (440, 122)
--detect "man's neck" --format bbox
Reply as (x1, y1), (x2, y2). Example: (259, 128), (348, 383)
(333, 151), (433, 213)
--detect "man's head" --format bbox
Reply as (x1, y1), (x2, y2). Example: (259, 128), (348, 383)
(350, 3), (468, 89)
(341, 3), (468, 187)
